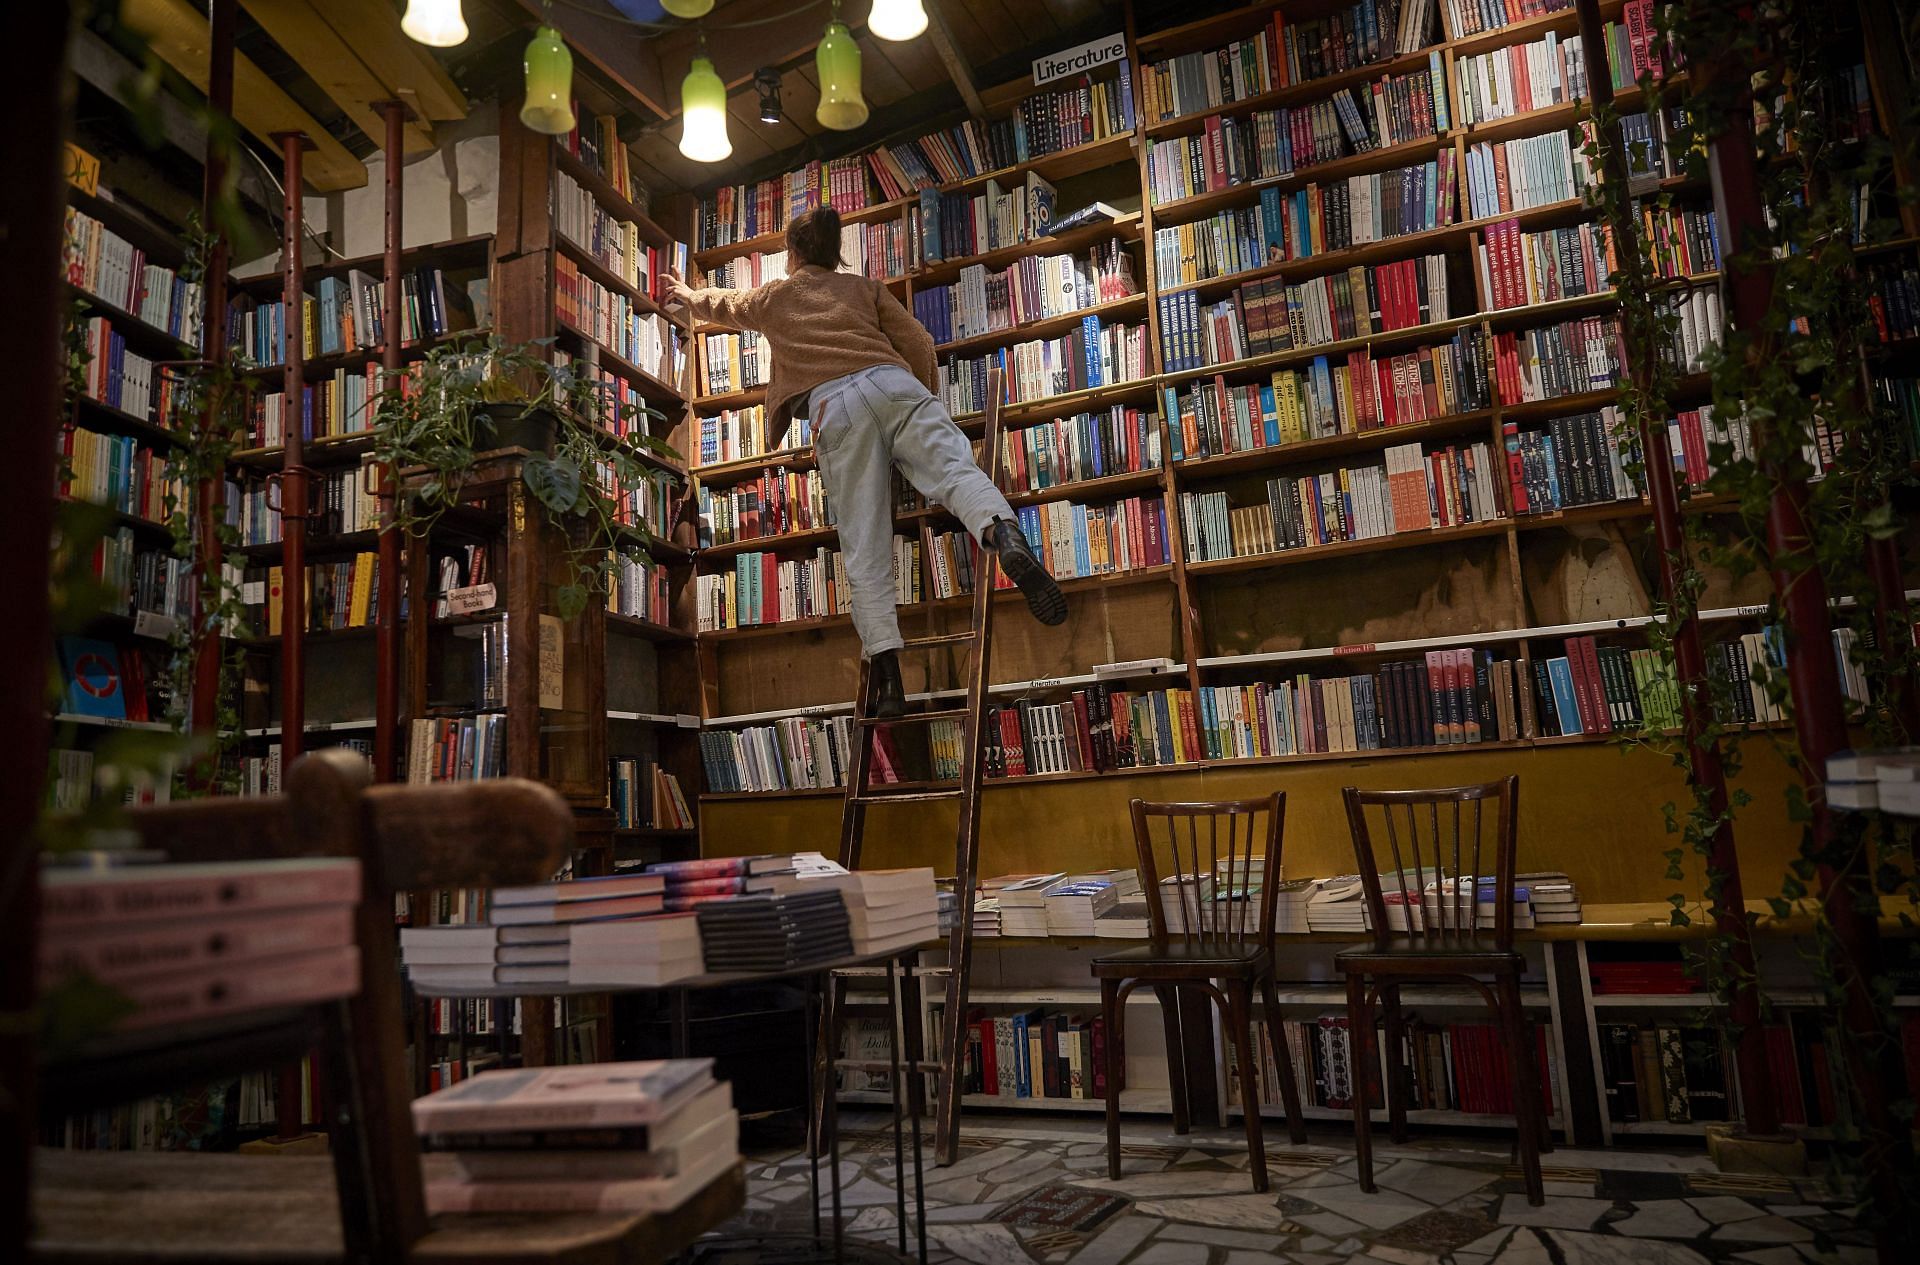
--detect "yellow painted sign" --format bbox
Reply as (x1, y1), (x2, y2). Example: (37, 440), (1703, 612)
(65, 143), (100, 197)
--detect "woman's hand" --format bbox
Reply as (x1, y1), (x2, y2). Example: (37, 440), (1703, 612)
(661, 267), (697, 309)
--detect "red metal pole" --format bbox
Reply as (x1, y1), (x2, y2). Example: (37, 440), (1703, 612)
(1696, 33), (1907, 1241)
(374, 102), (407, 783)
(189, 0), (235, 782)
(1571, 0), (1778, 1134)
(275, 131), (310, 1138)
(3, 4), (75, 1251)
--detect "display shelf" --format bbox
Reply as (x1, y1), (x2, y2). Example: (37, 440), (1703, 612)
(932, 295), (1149, 359)
(1148, 134), (1453, 226)
(605, 611), (694, 641)
(607, 710), (683, 725)
(692, 384), (768, 412)
(231, 529), (382, 561)
(1169, 409), (1497, 481)
(693, 447), (816, 484)
(56, 498), (171, 539)
(230, 430), (377, 470)
(65, 284), (197, 358)
(231, 625), (380, 650)
(1182, 518), (1511, 578)
(1449, 2), (1623, 59)
(1154, 311), (1484, 391)
(911, 214), (1143, 289)
(240, 718), (377, 738)
(229, 233), (494, 295)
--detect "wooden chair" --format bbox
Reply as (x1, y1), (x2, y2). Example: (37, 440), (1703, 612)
(1092, 795), (1307, 1193)
(34, 749), (745, 1262)
(1335, 777), (1546, 1206)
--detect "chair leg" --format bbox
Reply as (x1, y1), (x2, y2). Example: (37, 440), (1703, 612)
(1224, 980), (1268, 1193)
(1152, 985), (1190, 1135)
(1102, 978), (1123, 1181)
(1499, 975), (1545, 1205)
(1345, 972), (1375, 1193)
(1260, 975), (1308, 1145)
(1381, 982), (1409, 1144)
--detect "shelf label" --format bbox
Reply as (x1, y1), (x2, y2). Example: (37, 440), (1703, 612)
(65, 143), (99, 197)
(1033, 32), (1127, 87)
(1333, 643), (1376, 656)
(447, 583), (497, 615)
(1027, 676), (1062, 691)
(676, 714), (702, 729)
(132, 610), (179, 640)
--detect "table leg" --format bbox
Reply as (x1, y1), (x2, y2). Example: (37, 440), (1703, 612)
(825, 972), (844, 1264)
(804, 976), (821, 1246)
(887, 958), (907, 1257)
(669, 989), (691, 1059)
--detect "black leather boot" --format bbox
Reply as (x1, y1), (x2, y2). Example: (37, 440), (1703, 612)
(871, 649), (907, 718)
(985, 518), (1067, 625)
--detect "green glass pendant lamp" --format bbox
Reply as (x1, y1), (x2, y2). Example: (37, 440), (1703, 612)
(520, 21), (576, 136)
(815, 4), (868, 131)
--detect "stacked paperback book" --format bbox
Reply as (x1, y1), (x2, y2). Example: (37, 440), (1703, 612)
(694, 889), (852, 973)
(39, 858), (361, 1031)
(992, 874), (1066, 938)
(1044, 870), (1140, 936)
(821, 867), (939, 955)
(415, 1058), (738, 1213)
(1305, 875), (1369, 932)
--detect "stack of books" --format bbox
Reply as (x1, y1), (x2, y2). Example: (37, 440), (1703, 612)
(1043, 870), (1138, 936)
(415, 1059), (738, 1213)
(569, 913), (705, 988)
(651, 853), (838, 910)
(1829, 747), (1920, 813)
(972, 896), (1002, 938)
(39, 858), (361, 1031)
(1155, 872), (1216, 933)
(1273, 878), (1316, 934)
(991, 874), (1066, 938)
(693, 889), (852, 973)
(937, 887), (958, 935)
(1524, 871), (1582, 925)
(402, 873), (679, 992)
(1305, 875), (1369, 932)
(1094, 897), (1152, 939)
(818, 868), (938, 955)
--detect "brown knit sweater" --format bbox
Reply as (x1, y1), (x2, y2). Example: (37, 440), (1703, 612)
(682, 265), (937, 425)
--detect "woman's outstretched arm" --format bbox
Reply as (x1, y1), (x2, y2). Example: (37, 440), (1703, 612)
(663, 267), (769, 332)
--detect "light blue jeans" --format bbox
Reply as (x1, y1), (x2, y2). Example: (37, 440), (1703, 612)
(808, 364), (1015, 655)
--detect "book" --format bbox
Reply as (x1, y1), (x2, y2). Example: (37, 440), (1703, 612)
(412, 1059), (715, 1133)
(40, 858), (361, 929)
(423, 1109), (739, 1214)
(39, 903), (354, 986)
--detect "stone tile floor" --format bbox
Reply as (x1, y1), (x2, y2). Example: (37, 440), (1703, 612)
(712, 1111), (1870, 1265)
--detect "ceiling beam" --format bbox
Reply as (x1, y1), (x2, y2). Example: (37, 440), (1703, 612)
(513, 0), (672, 122)
(120, 0), (367, 190)
(238, 1), (441, 155)
(301, 0), (469, 123)
(924, 0), (986, 119)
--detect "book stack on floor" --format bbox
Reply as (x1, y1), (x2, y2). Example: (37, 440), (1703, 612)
(816, 867), (938, 955)
(38, 858), (361, 1032)
(1044, 870), (1139, 936)
(402, 873), (691, 993)
(693, 888), (852, 974)
(415, 1058), (738, 1213)
(993, 873), (1066, 938)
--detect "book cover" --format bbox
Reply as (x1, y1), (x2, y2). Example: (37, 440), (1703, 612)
(412, 1059), (715, 1133)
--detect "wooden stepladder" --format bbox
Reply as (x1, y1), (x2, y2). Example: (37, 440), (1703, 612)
(832, 367), (1010, 1168)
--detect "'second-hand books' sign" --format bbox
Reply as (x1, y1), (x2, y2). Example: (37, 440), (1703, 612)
(1033, 32), (1127, 87)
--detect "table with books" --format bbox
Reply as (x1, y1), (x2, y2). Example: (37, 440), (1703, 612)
(400, 853), (943, 1265)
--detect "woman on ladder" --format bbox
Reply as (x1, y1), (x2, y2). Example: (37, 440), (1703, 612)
(666, 204), (1066, 717)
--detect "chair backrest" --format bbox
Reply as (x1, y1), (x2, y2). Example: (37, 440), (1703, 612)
(1128, 794), (1284, 953)
(1340, 777), (1519, 950)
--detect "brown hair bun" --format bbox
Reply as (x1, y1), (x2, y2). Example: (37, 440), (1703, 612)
(785, 205), (845, 270)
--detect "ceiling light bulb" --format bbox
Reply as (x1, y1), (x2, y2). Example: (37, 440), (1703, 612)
(401, 0), (469, 47)
(680, 56), (733, 163)
(867, 0), (928, 42)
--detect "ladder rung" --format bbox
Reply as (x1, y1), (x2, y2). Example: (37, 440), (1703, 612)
(852, 788), (964, 804)
(834, 1059), (946, 1074)
(900, 632), (977, 649)
(859, 707), (969, 727)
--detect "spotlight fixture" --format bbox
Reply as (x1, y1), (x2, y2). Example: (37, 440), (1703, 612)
(867, 0), (928, 42)
(755, 68), (784, 125)
(815, 5), (868, 131)
(680, 52), (733, 163)
(400, 0), (468, 47)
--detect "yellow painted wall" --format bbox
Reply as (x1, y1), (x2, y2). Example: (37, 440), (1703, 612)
(698, 737), (1812, 908)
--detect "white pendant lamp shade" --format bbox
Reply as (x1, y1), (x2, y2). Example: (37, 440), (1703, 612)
(680, 57), (733, 163)
(867, 0), (928, 42)
(400, 0), (469, 48)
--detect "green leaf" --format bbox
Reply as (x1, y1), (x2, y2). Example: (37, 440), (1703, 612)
(523, 454), (582, 513)
(555, 582), (589, 622)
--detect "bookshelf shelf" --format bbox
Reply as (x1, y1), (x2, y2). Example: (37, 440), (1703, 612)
(51, 712), (173, 732)
(937, 132), (1140, 202)
(232, 529), (382, 561)
(1450, 3), (1624, 60)
(57, 499), (171, 539)
(232, 625), (380, 650)
(65, 285), (197, 358)
(693, 447), (816, 484)
(933, 294), (1149, 358)
(1148, 134), (1452, 226)
(230, 430), (376, 470)
(553, 317), (687, 406)
(605, 611), (693, 641)
(997, 377), (1163, 423)
(1003, 467), (1168, 509)
(700, 524), (839, 560)
(694, 195), (914, 269)
(693, 384), (768, 411)
(229, 233), (494, 295)
(70, 396), (182, 450)
(1184, 518), (1511, 578)
(912, 215), (1143, 289)
(1143, 43), (1447, 141)
(556, 234), (677, 322)
(1170, 409), (1498, 481)
(1154, 312), (1484, 390)
(247, 325), (494, 385)
(607, 710), (683, 725)
(553, 146), (679, 251)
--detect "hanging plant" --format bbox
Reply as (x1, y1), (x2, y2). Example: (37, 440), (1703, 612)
(371, 335), (685, 620)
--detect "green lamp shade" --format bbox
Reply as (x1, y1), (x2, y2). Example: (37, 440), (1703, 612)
(661, 0), (715, 16)
(401, 0), (468, 47)
(520, 25), (576, 137)
(815, 20), (868, 131)
(679, 56), (733, 163)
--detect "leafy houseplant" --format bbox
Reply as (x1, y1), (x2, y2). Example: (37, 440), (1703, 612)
(372, 336), (685, 620)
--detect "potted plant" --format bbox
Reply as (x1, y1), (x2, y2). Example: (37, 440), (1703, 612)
(372, 336), (685, 620)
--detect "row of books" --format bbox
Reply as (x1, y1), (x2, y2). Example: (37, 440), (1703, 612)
(58, 426), (183, 525)
(1525, 635), (1654, 737)
(703, 221), (909, 291)
(40, 859), (360, 1045)
(1479, 217), (1615, 310)
(1596, 1024), (1733, 1124)
(245, 365), (382, 448)
(53, 636), (166, 725)
(1160, 253), (1456, 374)
(910, 241), (1138, 346)
(608, 466), (676, 540)
(87, 528), (194, 626)
(227, 267), (482, 366)
(699, 716), (854, 793)
(996, 404), (1163, 495)
(1181, 438), (1502, 561)
(1640, 203), (1722, 279)
(554, 168), (687, 304)
(225, 467), (379, 546)
(936, 319), (1149, 414)
(1454, 29), (1622, 129)
(695, 467), (831, 548)
(240, 738), (373, 797)
(694, 404), (802, 469)
(692, 539), (917, 632)
(1166, 332), (1493, 464)
(607, 554), (673, 625)
(62, 208), (204, 345)
(406, 714), (508, 783)
(554, 256), (683, 384)
(1491, 315), (1625, 405)
(78, 318), (172, 423)
(1866, 261), (1920, 342)
(1503, 408), (1638, 514)
(1006, 494), (1172, 581)
(1145, 61), (1450, 208)
(1463, 131), (1595, 218)
(561, 109), (643, 198)
(912, 172), (1057, 264)
(609, 758), (692, 830)
(234, 555), (382, 638)
(696, 155), (876, 251)
(697, 331), (769, 397)
(951, 1008), (1114, 1100)
(1441, 0), (1576, 39)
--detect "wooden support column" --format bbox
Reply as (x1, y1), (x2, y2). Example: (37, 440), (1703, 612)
(3, 4), (75, 1253)
(1572, 0), (1778, 1135)
(374, 100), (408, 783)
(1691, 20), (1909, 1226)
(189, 0), (235, 781)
